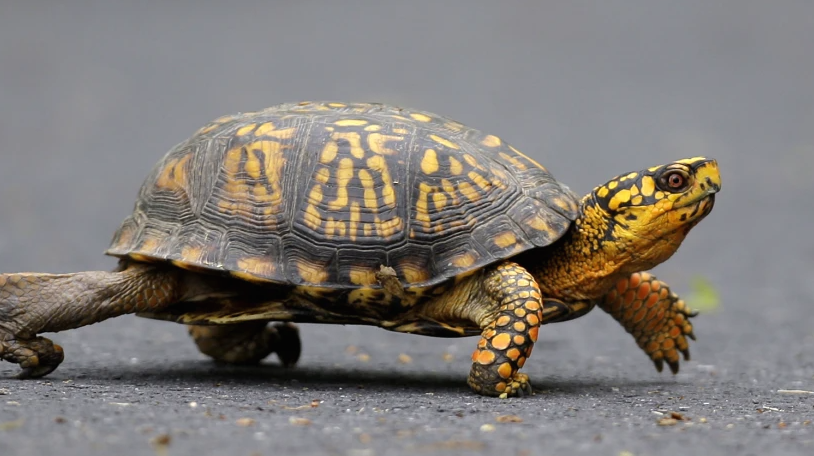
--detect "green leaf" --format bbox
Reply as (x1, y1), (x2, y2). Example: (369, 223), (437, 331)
(685, 275), (721, 312)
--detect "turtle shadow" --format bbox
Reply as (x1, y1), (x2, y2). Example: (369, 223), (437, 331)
(45, 360), (683, 398)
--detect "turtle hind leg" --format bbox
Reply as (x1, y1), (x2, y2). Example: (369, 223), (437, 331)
(188, 322), (301, 367)
(0, 264), (184, 378)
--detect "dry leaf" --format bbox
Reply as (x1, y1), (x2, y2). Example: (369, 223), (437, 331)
(496, 414), (523, 423)
(0, 418), (24, 431)
(236, 418), (256, 427)
(398, 353), (413, 364)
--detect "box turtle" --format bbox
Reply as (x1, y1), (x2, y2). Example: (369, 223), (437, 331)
(0, 101), (721, 398)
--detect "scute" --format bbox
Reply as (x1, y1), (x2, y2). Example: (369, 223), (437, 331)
(106, 102), (579, 289)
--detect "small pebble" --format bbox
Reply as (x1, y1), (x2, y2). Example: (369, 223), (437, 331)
(480, 424), (495, 432)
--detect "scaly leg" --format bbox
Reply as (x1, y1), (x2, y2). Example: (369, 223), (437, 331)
(0, 264), (188, 378)
(598, 271), (697, 373)
(188, 322), (301, 367)
(467, 262), (545, 398)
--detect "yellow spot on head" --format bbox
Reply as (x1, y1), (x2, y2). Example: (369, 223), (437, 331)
(596, 186), (609, 198)
(630, 184), (640, 196)
(631, 195), (643, 205)
(429, 134), (460, 150)
(481, 135), (501, 147)
(608, 189), (632, 210)
(640, 176), (655, 196)
(236, 123), (257, 136)
(409, 113), (432, 122)
(676, 156), (707, 165)
(608, 180), (619, 190)
(334, 119), (368, 127)
(421, 149), (439, 175)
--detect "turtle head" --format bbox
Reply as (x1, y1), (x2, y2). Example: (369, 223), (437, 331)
(585, 156), (720, 269)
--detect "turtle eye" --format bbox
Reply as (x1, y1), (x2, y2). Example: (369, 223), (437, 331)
(658, 170), (690, 192)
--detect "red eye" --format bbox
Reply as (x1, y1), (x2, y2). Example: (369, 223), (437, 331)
(660, 170), (689, 191)
(667, 173), (684, 188)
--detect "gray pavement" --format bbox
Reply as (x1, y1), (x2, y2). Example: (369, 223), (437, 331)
(1, 2), (813, 455)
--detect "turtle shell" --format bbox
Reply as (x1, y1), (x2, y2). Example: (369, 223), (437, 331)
(106, 101), (579, 289)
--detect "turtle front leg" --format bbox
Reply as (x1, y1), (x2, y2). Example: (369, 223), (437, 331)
(188, 322), (301, 367)
(468, 262), (545, 398)
(0, 264), (184, 378)
(598, 271), (697, 373)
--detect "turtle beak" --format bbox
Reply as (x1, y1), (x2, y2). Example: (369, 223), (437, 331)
(690, 158), (721, 197)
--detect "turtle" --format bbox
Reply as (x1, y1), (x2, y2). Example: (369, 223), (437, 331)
(0, 101), (721, 398)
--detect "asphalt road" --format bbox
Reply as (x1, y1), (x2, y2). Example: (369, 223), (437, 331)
(1, 2), (813, 455)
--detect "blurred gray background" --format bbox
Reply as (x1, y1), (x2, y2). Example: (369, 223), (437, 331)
(1, 2), (813, 456)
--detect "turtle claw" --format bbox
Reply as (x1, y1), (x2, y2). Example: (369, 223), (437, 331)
(667, 359), (680, 375)
(497, 373), (533, 399)
(1, 337), (64, 379)
(17, 363), (59, 379)
(653, 358), (664, 373)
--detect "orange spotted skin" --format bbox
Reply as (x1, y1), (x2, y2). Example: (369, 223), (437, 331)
(0, 101), (722, 399)
(468, 263), (542, 397)
(600, 272), (697, 374)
